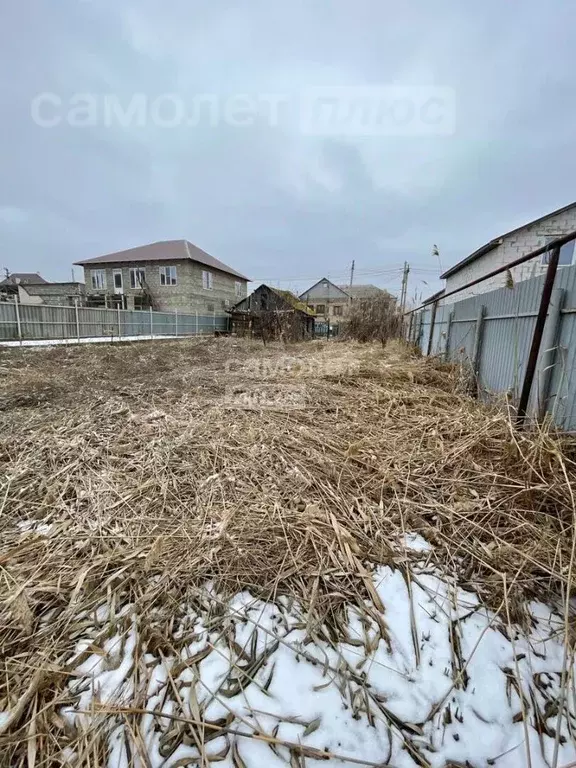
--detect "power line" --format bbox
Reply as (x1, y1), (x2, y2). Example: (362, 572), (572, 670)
(249, 268), (405, 283)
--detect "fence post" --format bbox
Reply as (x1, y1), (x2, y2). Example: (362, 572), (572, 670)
(471, 305), (486, 379)
(14, 299), (22, 345)
(213, 309), (216, 334)
(426, 301), (438, 356)
(444, 310), (454, 361)
(517, 245), (561, 424)
(415, 312), (423, 348)
(537, 287), (565, 420)
(149, 306), (153, 338)
(175, 309), (178, 337)
(74, 299), (80, 341)
(406, 313), (413, 344)
(117, 306), (121, 338)
(195, 310), (199, 336)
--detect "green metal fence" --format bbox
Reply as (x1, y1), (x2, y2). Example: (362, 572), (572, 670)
(0, 302), (230, 343)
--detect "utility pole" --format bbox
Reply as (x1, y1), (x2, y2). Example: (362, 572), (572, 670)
(349, 259), (355, 287)
(399, 261), (410, 312)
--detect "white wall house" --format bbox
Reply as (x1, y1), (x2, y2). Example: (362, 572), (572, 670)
(440, 202), (576, 302)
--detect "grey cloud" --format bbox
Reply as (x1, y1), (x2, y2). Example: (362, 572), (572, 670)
(1, 0), (575, 298)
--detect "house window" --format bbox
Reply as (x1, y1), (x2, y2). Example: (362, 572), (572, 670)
(235, 281), (243, 297)
(159, 265), (177, 285)
(316, 304), (326, 315)
(541, 236), (575, 266)
(113, 270), (123, 289)
(130, 267), (146, 288)
(206, 301), (215, 312)
(91, 269), (106, 290)
(202, 270), (213, 290)
(333, 305), (343, 316)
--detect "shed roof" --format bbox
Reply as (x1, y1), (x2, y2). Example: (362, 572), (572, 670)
(74, 240), (249, 280)
(271, 288), (316, 316)
(440, 201), (576, 279)
(231, 284), (315, 316)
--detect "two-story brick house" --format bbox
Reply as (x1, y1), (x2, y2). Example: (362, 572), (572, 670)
(440, 201), (576, 302)
(75, 240), (249, 314)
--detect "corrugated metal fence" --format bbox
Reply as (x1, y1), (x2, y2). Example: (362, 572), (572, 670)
(0, 303), (230, 343)
(411, 262), (576, 431)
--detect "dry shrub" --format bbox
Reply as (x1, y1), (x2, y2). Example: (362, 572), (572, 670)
(343, 295), (403, 345)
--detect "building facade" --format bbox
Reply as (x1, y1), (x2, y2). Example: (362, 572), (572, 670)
(75, 240), (248, 314)
(0, 273), (85, 306)
(299, 279), (351, 322)
(299, 279), (393, 322)
(441, 202), (576, 302)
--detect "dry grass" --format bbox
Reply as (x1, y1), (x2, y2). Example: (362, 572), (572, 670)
(0, 336), (575, 765)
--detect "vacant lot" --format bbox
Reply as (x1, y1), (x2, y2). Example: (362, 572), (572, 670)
(1, 338), (575, 767)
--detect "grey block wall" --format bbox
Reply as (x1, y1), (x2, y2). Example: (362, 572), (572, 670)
(444, 207), (576, 301)
(83, 259), (247, 314)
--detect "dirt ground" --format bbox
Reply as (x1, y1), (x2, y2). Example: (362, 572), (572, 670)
(1, 337), (575, 766)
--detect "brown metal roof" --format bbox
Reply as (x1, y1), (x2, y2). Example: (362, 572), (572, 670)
(74, 240), (249, 280)
(0, 272), (49, 286)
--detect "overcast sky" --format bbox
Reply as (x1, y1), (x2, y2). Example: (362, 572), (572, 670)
(1, 1), (575, 300)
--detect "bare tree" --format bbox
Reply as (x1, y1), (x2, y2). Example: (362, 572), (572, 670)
(344, 295), (402, 346)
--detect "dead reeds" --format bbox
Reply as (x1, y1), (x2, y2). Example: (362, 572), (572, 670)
(0, 337), (575, 765)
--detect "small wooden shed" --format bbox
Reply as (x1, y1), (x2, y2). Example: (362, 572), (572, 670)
(228, 284), (315, 341)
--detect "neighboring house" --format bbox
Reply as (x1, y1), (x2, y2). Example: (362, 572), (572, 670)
(299, 279), (350, 321)
(441, 201), (576, 302)
(228, 284), (315, 340)
(299, 278), (393, 321)
(74, 240), (249, 314)
(0, 273), (85, 306)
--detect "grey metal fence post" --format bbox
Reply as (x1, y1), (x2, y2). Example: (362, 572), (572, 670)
(426, 301), (438, 356)
(149, 306), (153, 337)
(472, 305), (486, 379)
(213, 309), (216, 333)
(175, 309), (178, 337)
(415, 312), (423, 349)
(538, 287), (565, 420)
(444, 310), (454, 361)
(117, 306), (121, 338)
(195, 310), (199, 336)
(75, 300), (80, 341)
(14, 300), (22, 345)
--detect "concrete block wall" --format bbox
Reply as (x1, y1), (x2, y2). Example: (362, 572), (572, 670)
(83, 259), (247, 314)
(305, 296), (351, 321)
(187, 261), (247, 314)
(21, 283), (86, 307)
(299, 282), (351, 322)
(444, 207), (576, 302)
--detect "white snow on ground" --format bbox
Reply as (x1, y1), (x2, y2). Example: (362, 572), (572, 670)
(0, 335), (185, 347)
(14, 558), (576, 768)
